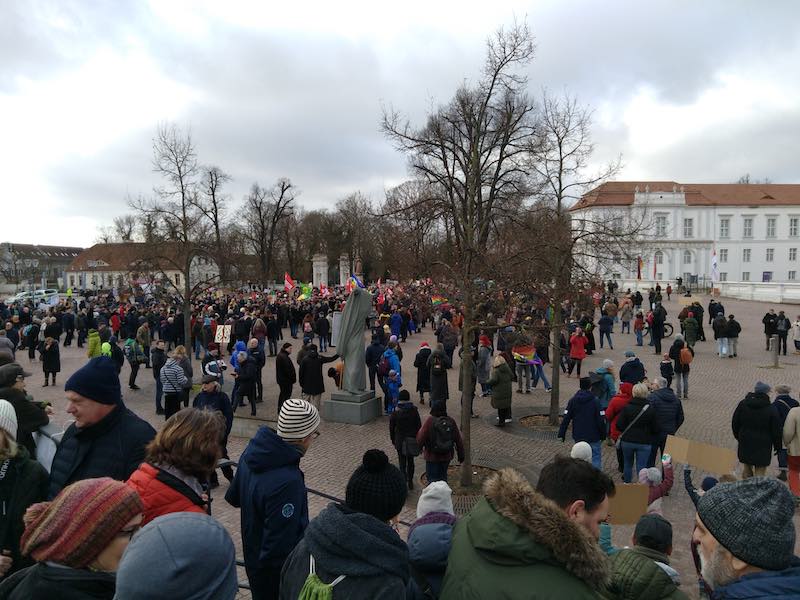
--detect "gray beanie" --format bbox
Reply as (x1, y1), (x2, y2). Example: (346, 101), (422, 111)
(697, 477), (796, 571)
(754, 381), (771, 395)
(114, 512), (238, 600)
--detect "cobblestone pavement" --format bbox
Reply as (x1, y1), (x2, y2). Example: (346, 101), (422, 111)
(31, 293), (800, 599)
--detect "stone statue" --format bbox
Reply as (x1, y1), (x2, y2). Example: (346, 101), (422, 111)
(337, 286), (372, 393)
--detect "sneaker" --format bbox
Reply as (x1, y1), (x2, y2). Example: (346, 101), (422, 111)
(504, 418), (513, 423)
(545, 387), (552, 392)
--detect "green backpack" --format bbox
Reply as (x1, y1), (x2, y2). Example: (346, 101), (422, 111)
(297, 555), (346, 600)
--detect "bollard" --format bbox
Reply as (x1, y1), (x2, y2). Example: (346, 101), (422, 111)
(771, 334), (779, 368)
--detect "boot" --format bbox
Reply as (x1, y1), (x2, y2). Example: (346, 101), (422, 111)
(43, 379), (48, 387)
(778, 470), (788, 482)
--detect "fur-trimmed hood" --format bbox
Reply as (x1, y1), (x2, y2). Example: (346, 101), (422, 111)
(480, 468), (610, 590)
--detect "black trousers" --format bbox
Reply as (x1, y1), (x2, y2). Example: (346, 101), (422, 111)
(278, 384), (292, 411)
(397, 451), (415, 482)
(245, 565), (280, 600)
(64, 328), (74, 346)
(255, 368), (263, 402)
(164, 392), (181, 419)
(128, 362), (139, 387)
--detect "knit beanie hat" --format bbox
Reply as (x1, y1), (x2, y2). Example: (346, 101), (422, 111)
(638, 467), (663, 486)
(754, 381), (771, 395)
(700, 476), (718, 491)
(579, 376), (592, 390)
(570, 441), (593, 463)
(697, 477), (796, 570)
(115, 513), (237, 600)
(417, 481), (454, 518)
(277, 398), (320, 440)
(65, 357), (122, 405)
(0, 399), (17, 440)
(21, 477), (143, 568)
(345, 449), (408, 522)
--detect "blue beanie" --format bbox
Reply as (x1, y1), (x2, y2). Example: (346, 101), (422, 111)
(65, 357), (121, 405)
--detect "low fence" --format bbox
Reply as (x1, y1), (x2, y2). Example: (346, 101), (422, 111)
(615, 279), (800, 304)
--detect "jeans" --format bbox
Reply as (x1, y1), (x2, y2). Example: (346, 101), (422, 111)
(635, 330), (643, 346)
(600, 331), (613, 349)
(426, 461), (449, 483)
(778, 332), (788, 355)
(728, 337), (738, 356)
(589, 440), (602, 469)
(289, 321), (298, 337)
(621, 321), (630, 334)
(155, 377), (163, 411)
(480, 382), (492, 395)
(319, 336), (327, 352)
(675, 371), (689, 397)
(193, 338), (204, 359)
(515, 363), (530, 391)
(532, 364), (551, 390)
(717, 338), (728, 357)
(622, 441), (652, 483)
(268, 338), (278, 356)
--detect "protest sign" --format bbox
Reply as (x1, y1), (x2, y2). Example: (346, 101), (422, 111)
(664, 435), (737, 474)
(608, 484), (649, 525)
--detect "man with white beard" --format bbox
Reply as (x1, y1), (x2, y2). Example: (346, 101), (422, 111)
(692, 477), (800, 596)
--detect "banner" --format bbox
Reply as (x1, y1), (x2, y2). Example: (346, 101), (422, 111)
(664, 435), (737, 474)
(711, 249), (719, 283)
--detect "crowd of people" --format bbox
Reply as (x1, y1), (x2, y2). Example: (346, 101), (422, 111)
(0, 281), (798, 599)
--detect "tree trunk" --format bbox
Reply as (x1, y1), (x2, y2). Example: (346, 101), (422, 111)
(549, 312), (562, 425)
(184, 266), (193, 367)
(459, 286), (474, 487)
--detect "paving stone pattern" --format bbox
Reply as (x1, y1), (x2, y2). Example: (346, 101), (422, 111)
(33, 294), (800, 599)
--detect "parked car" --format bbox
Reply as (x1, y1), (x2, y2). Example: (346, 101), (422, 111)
(3, 291), (32, 304)
(33, 288), (59, 301)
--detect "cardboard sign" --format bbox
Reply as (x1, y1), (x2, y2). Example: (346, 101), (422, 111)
(608, 484), (649, 525)
(664, 435), (737, 474)
(678, 296), (694, 306)
(214, 325), (231, 344)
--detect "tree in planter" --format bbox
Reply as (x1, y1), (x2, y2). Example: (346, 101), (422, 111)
(382, 23), (539, 486)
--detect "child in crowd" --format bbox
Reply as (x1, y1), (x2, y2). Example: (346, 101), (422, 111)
(387, 369), (401, 413)
(633, 312), (644, 346)
(659, 353), (674, 389)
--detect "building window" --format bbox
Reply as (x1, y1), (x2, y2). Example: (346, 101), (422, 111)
(791, 248), (797, 261)
(743, 217), (753, 238)
(683, 250), (692, 264)
(763, 272), (773, 282)
(719, 272), (727, 282)
(719, 249), (728, 263)
(655, 216), (667, 237)
(655, 251), (663, 265)
(789, 271), (797, 281)
(69, 275), (75, 287)
(767, 217), (776, 238)
(174, 273), (181, 287)
(791, 217), (799, 237)
(683, 218), (693, 238)
(742, 271), (750, 281)
(743, 248), (751, 263)
(719, 218), (730, 238)
(766, 248), (774, 262)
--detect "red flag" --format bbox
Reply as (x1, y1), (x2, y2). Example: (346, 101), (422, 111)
(284, 272), (295, 291)
(653, 255), (657, 279)
(320, 282), (330, 298)
(377, 277), (382, 289)
(636, 256), (642, 280)
(345, 278), (353, 294)
(377, 293), (385, 305)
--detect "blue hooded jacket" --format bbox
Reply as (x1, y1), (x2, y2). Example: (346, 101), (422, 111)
(224, 426), (308, 570)
(558, 389), (606, 443)
(230, 340), (247, 370)
(407, 513), (456, 599)
(710, 559), (800, 599)
(390, 313), (403, 337)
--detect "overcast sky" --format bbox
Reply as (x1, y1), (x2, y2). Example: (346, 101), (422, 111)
(3, 0), (800, 248)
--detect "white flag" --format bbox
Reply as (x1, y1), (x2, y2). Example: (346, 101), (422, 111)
(711, 249), (719, 283)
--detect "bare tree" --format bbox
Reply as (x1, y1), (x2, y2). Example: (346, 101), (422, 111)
(194, 166), (233, 281)
(241, 178), (296, 282)
(113, 214), (137, 242)
(94, 226), (115, 244)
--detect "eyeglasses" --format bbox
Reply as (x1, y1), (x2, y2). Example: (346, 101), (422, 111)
(311, 431), (321, 439)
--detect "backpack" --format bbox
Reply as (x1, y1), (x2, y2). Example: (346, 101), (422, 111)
(431, 353), (445, 376)
(430, 416), (455, 454)
(679, 347), (693, 365)
(298, 555), (345, 600)
(377, 353), (391, 377)
(589, 371), (607, 399)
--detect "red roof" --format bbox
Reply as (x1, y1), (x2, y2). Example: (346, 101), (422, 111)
(570, 182), (800, 211)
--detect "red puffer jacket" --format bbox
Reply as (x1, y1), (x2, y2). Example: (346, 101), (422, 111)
(126, 463), (206, 525)
(605, 382), (634, 440)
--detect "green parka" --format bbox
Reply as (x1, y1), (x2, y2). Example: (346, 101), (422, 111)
(603, 546), (689, 599)
(86, 329), (101, 358)
(487, 361), (513, 410)
(682, 317), (699, 346)
(440, 468), (610, 600)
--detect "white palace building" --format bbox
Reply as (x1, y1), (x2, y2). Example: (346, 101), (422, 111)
(570, 181), (800, 300)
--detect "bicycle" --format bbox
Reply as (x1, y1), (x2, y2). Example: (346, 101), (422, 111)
(642, 322), (674, 338)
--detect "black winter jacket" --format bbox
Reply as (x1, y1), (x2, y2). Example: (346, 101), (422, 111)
(299, 349), (338, 396)
(0, 387), (48, 457)
(0, 562), (115, 599)
(48, 403), (155, 498)
(732, 392), (781, 466)
(275, 349), (296, 387)
(414, 347), (432, 392)
(616, 395), (660, 446)
(389, 401), (422, 453)
(647, 388), (684, 436)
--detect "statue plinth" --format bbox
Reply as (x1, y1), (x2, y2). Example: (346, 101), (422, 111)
(322, 390), (382, 424)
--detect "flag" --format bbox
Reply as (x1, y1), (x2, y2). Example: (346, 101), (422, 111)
(431, 295), (448, 305)
(377, 277), (381, 289)
(653, 255), (657, 280)
(284, 272), (295, 291)
(320, 282), (330, 298)
(349, 274), (365, 289)
(636, 256), (643, 280)
(377, 292), (385, 305)
(711, 248), (719, 283)
(297, 282), (312, 301)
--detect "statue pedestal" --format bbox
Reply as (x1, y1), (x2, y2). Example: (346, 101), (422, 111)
(230, 414), (277, 439)
(322, 390), (382, 425)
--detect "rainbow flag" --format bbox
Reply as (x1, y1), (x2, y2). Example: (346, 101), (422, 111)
(297, 282), (312, 301)
(349, 274), (365, 289)
(431, 295), (448, 305)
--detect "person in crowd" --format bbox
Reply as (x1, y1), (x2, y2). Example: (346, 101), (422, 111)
(732, 381), (782, 478)
(619, 350), (646, 384)
(407, 481), (457, 600)
(659, 353), (674, 388)
(650, 302), (668, 354)
(712, 312), (728, 358)
(647, 376), (684, 466)
(762, 308), (778, 351)
(487, 354), (514, 428)
(385, 369), (401, 413)
(123, 335), (145, 391)
(266, 313), (282, 357)
(606, 380), (634, 473)
(598, 312), (614, 349)
(441, 457), (614, 599)
(633, 311), (645, 346)
(0, 400), (48, 579)
(0, 363), (50, 456)
(127, 408), (224, 524)
(683, 466), (724, 507)
(135, 320), (151, 368)
(193, 373), (234, 485)
(558, 376), (606, 469)
(39, 337), (60, 388)
(639, 456), (675, 515)
(594, 359), (617, 409)
(24, 319), (40, 361)
(725, 314), (741, 358)
(683, 312), (699, 348)
(772, 384), (799, 482)
(476, 335), (493, 397)
(86, 327), (102, 358)
(247, 338), (266, 404)
(226, 398), (320, 600)
(251, 317), (268, 355)
(150, 339), (167, 415)
(0, 332), (14, 360)
(233, 351), (258, 416)
(0, 477), (143, 599)
(417, 402), (465, 484)
(365, 335), (384, 393)
(279, 449), (410, 599)
(606, 513), (688, 600)
(298, 344), (339, 411)
(620, 302), (633, 335)
(172, 345), (193, 409)
(616, 382), (661, 483)
(201, 342), (226, 384)
(389, 389), (421, 489)
(668, 335), (693, 400)
(793, 314), (800, 354)
(782, 402), (800, 500)
(413, 341), (432, 404)
(160, 350), (189, 420)
(114, 512), (238, 600)
(49, 357), (156, 498)
(567, 327), (588, 377)
(427, 343), (450, 410)
(275, 342), (296, 411)
(693, 477), (800, 595)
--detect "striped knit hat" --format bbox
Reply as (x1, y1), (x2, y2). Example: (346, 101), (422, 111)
(0, 399), (17, 441)
(21, 477), (143, 568)
(277, 398), (320, 440)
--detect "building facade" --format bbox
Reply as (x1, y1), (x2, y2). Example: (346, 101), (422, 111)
(0, 243), (84, 289)
(570, 182), (800, 284)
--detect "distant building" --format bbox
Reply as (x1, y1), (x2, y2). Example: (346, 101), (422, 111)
(570, 182), (800, 284)
(0, 243), (84, 288)
(66, 243), (219, 292)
